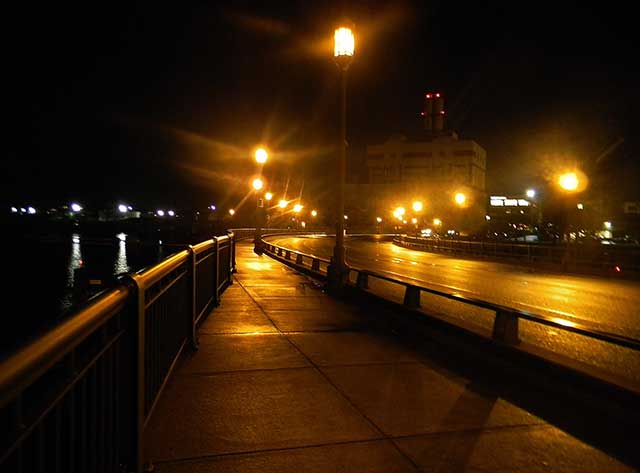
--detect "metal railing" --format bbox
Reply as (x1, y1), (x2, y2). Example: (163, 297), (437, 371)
(260, 235), (640, 386)
(228, 227), (330, 241)
(395, 234), (640, 272)
(0, 233), (236, 472)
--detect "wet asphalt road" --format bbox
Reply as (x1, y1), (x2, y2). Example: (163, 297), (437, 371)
(268, 235), (640, 383)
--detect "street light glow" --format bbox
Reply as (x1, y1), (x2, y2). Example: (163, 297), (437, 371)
(229, 209), (235, 216)
(558, 172), (579, 191)
(411, 217), (418, 224)
(279, 199), (287, 209)
(433, 218), (442, 226)
(334, 27), (355, 57)
(293, 204), (303, 213)
(376, 217), (382, 223)
(118, 204), (128, 213)
(526, 189), (536, 198)
(412, 201), (423, 212)
(255, 147), (268, 164)
(252, 178), (264, 191)
(265, 192), (273, 201)
(70, 203), (82, 212)
(311, 210), (317, 217)
(454, 193), (466, 205)
(604, 221), (612, 229)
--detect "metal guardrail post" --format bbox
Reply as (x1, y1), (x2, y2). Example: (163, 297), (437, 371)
(312, 259), (320, 272)
(285, 250), (291, 260)
(296, 253), (303, 265)
(403, 285), (421, 309)
(356, 271), (369, 289)
(492, 310), (520, 345)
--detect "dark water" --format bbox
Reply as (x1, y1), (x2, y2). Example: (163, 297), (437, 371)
(3, 232), (183, 359)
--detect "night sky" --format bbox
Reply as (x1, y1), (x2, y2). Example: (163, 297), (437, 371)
(4, 1), (639, 212)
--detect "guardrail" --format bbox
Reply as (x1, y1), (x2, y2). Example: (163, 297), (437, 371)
(0, 233), (236, 472)
(395, 234), (640, 272)
(260, 234), (640, 387)
(228, 227), (330, 241)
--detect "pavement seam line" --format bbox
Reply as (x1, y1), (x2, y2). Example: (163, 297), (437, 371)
(233, 265), (425, 473)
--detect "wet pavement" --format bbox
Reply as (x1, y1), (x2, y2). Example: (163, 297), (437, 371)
(144, 242), (638, 472)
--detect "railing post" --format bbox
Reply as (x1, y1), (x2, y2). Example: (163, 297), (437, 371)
(213, 237), (220, 305)
(127, 274), (146, 473)
(312, 259), (320, 272)
(492, 310), (520, 345)
(403, 285), (421, 309)
(188, 246), (198, 351)
(229, 232), (237, 273)
(296, 253), (303, 265)
(285, 250), (291, 260)
(356, 271), (369, 289)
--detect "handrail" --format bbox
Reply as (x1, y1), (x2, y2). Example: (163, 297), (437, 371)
(0, 285), (131, 408)
(0, 232), (236, 472)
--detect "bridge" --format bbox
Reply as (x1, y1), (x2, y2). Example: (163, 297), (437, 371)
(1, 230), (639, 472)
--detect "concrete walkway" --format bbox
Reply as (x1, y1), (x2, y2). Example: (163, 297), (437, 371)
(144, 242), (635, 472)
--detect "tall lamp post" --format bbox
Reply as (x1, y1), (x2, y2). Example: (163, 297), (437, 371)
(328, 23), (355, 291)
(253, 147), (268, 254)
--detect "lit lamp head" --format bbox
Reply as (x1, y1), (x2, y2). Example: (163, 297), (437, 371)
(412, 201), (423, 212)
(334, 24), (355, 70)
(255, 147), (268, 164)
(278, 199), (288, 209)
(558, 172), (579, 192)
(454, 193), (466, 206)
(252, 178), (264, 191)
(265, 192), (273, 201)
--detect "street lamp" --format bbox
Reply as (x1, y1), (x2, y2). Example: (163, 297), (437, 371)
(328, 22), (355, 291)
(454, 193), (466, 206)
(255, 147), (268, 164)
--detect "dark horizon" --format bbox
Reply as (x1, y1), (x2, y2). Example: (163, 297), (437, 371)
(4, 1), (639, 211)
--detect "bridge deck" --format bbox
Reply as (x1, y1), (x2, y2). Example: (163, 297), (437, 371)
(144, 242), (635, 472)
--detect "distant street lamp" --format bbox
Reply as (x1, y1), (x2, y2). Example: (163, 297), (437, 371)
(558, 172), (579, 191)
(454, 193), (466, 206)
(229, 208), (235, 216)
(255, 147), (268, 164)
(412, 201), (423, 212)
(328, 22), (355, 292)
(279, 199), (288, 209)
(526, 189), (536, 199)
(252, 178), (264, 191)
(265, 192), (273, 201)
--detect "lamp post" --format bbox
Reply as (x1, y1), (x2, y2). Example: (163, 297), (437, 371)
(252, 147), (268, 254)
(328, 23), (355, 291)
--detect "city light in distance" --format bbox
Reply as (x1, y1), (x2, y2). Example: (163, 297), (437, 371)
(577, 203), (584, 210)
(293, 204), (303, 213)
(209, 205), (216, 211)
(376, 217), (382, 223)
(526, 189), (536, 198)
(265, 192), (273, 201)
(279, 200), (287, 209)
(167, 210), (175, 217)
(344, 215), (348, 220)
(604, 221), (612, 229)
(70, 203), (83, 212)
(411, 217), (418, 224)
(311, 210), (317, 217)
(412, 201), (423, 212)
(229, 209), (235, 216)
(454, 193), (466, 205)
(156, 210), (165, 217)
(433, 218), (442, 226)
(118, 204), (128, 213)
